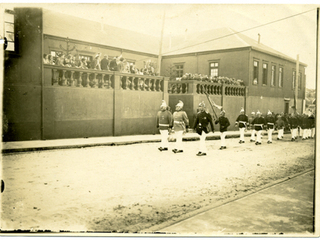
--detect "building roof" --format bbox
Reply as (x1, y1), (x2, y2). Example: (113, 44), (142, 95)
(42, 9), (306, 66)
(162, 28), (307, 66)
(42, 9), (159, 55)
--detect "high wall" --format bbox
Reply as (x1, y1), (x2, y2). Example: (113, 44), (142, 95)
(42, 68), (166, 139)
(168, 80), (245, 131)
(3, 8), (167, 141)
(3, 8), (43, 141)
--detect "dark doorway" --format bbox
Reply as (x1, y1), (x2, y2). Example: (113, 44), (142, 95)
(284, 102), (289, 114)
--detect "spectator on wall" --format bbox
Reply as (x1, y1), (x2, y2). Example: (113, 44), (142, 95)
(55, 53), (65, 66)
(43, 54), (49, 64)
(64, 54), (72, 67)
(118, 57), (125, 72)
(80, 58), (88, 69)
(92, 53), (101, 70)
(48, 54), (55, 65)
(109, 57), (118, 71)
(74, 54), (82, 68)
(101, 54), (109, 71)
(130, 63), (136, 74)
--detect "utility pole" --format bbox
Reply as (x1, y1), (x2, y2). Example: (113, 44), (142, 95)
(294, 54), (299, 113)
(314, 7), (319, 236)
(157, 10), (165, 76)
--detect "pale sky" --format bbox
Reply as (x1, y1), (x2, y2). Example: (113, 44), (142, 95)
(3, 2), (319, 89)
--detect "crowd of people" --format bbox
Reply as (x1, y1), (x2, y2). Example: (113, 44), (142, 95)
(156, 99), (316, 156)
(43, 52), (158, 76)
(175, 73), (245, 86)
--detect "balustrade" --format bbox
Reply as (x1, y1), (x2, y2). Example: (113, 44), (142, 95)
(118, 73), (163, 92)
(168, 80), (245, 96)
(168, 82), (189, 94)
(44, 65), (164, 92)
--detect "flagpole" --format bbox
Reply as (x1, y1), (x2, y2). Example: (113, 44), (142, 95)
(157, 10), (165, 76)
(295, 54), (299, 113)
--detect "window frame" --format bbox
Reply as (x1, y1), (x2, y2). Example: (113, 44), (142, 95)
(209, 61), (219, 77)
(174, 63), (184, 78)
(279, 66), (283, 88)
(253, 60), (259, 85)
(262, 62), (268, 86)
(271, 65), (276, 87)
(298, 72), (302, 90)
(292, 70), (296, 89)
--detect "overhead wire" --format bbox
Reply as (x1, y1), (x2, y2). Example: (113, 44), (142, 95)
(135, 7), (316, 63)
(163, 7), (316, 55)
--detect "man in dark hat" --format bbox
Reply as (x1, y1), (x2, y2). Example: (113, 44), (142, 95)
(193, 101), (214, 156)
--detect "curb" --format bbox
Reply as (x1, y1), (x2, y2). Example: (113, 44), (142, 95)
(140, 168), (315, 233)
(1, 131), (285, 154)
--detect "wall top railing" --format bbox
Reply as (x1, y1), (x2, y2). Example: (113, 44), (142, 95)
(168, 80), (246, 96)
(44, 64), (166, 92)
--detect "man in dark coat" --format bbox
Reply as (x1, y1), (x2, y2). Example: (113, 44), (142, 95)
(265, 110), (275, 143)
(193, 101), (214, 156)
(101, 54), (109, 71)
(215, 110), (230, 150)
(109, 57), (118, 71)
(252, 110), (265, 145)
(289, 112), (299, 141)
(301, 112), (309, 140)
(235, 107), (248, 144)
(156, 100), (173, 151)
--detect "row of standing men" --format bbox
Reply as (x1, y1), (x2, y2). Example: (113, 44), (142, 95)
(156, 100), (315, 156)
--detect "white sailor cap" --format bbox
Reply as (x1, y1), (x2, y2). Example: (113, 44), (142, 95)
(257, 110), (261, 115)
(176, 100), (184, 108)
(240, 108), (245, 113)
(198, 101), (205, 108)
(251, 111), (255, 115)
(160, 100), (167, 108)
(267, 110), (272, 115)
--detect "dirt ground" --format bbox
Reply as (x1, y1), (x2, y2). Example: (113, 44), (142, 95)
(1, 135), (315, 233)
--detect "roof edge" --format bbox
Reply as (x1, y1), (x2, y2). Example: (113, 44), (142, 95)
(44, 34), (158, 58)
(162, 46), (251, 58)
(251, 46), (308, 67)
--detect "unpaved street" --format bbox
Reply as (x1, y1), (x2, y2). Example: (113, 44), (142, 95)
(1, 135), (315, 233)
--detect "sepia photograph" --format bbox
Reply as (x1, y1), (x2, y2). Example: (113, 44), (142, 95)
(0, 2), (319, 237)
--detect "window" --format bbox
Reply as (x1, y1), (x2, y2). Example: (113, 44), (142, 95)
(292, 71), (296, 89)
(253, 60), (259, 85)
(4, 9), (15, 52)
(209, 62), (219, 77)
(174, 64), (184, 78)
(271, 65), (276, 86)
(279, 67), (283, 87)
(262, 63), (268, 85)
(299, 72), (302, 90)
